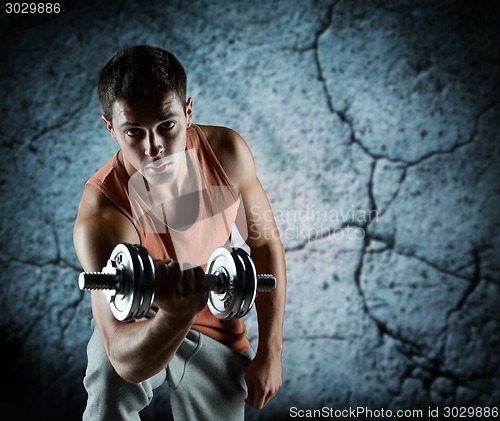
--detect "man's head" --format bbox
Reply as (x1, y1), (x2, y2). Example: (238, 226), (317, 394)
(98, 45), (187, 122)
(98, 45), (193, 184)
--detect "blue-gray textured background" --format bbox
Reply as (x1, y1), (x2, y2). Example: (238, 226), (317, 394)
(1, 0), (499, 419)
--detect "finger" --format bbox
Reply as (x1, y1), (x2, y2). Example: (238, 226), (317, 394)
(153, 258), (173, 287)
(258, 384), (280, 409)
(182, 266), (195, 296)
(245, 380), (255, 407)
(253, 388), (266, 410)
(262, 389), (276, 408)
(194, 266), (209, 297)
(246, 381), (266, 409)
(153, 260), (169, 278)
(166, 262), (182, 296)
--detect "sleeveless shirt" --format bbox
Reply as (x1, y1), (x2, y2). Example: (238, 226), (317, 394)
(87, 124), (250, 353)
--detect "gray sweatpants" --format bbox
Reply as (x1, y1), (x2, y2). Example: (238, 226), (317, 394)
(82, 321), (254, 420)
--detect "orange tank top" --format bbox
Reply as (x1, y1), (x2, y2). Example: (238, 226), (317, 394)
(87, 124), (250, 353)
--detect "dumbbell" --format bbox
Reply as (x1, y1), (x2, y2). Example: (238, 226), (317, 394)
(78, 243), (276, 322)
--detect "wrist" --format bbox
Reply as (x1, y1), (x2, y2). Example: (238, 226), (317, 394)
(153, 308), (196, 331)
(256, 337), (283, 357)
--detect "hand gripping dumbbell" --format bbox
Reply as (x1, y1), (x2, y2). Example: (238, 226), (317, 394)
(78, 243), (276, 322)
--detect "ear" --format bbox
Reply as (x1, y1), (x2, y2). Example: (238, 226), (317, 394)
(101, 115), (117, 141)
(185, 97), (193, 128)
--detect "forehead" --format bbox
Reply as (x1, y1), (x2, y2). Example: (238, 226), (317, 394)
(111, 91), (183, 121)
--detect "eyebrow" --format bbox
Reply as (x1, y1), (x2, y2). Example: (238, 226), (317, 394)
(118, 111), (180, 128)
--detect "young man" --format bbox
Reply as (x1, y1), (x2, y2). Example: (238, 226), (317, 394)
(73, 45), (286, 420)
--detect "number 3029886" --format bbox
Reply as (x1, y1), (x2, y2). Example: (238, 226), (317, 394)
(5, 3), (61, 14)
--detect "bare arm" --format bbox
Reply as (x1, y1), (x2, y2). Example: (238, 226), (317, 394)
(240, 172), (287, 410)
(203, 125), (287, 409)
(73, 184), (207, 383)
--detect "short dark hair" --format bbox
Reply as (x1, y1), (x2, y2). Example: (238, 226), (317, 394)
(98, 45), (187, 121)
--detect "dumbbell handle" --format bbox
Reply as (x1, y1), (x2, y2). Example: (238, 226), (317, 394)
(79, 267), (276, 293)
(207, 271), (276, 293)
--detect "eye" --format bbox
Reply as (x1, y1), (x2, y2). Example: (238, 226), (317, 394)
(125, 128), (143, 137)
(160, 121), (176, 130)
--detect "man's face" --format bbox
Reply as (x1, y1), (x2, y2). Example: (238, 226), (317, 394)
(103, 91), (192, 184)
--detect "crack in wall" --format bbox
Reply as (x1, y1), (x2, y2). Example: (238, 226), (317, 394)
(374, 166), (407, 219)
(447, 247), (483, 316)
(293, 3), (433, 380)
(352, 94), (499, 167)
(356, 238), (494, 403)
(284, 3), (499, 406)
(311, 1), (337, 115)
(283, 334), (347, 342)
(395, 340), (491, 398)
(346, 142), (475, 404)
(1, 78), (96, 154)
(283, 220), (365, 253)
(1, 256), (81, 273)
(367, 234), (475, 283)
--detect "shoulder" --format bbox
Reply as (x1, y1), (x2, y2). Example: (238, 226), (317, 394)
(73, 184), (139, 270)
(78, 183), (120, 221)
(197, 124), (257, 191)
(197, 124), (247, 158)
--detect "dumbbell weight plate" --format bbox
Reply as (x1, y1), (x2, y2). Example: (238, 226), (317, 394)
(133, 244), (156, 319)
(232, 248), (257, 319)
(206, 247), (242, 320)
(228, 249), (247, 320)
(108, 243), (143, 322)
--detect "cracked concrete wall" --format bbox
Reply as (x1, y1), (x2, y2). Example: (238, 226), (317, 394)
(1, 0), (499, 419)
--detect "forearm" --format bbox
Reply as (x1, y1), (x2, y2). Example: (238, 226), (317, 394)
(93, 293), (195, 383)
(244, 240), (286, 409)
(114, 312), (194, 383)
(251, 241), (286, 355)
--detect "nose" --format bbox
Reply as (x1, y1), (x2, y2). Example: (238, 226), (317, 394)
(146, 132), (164, 159)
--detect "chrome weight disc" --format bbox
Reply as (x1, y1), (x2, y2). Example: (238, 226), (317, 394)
(133, 244), (156, 319)
(206, 247), (240, 320)
(107, 243), (143, 322)
(232, 248), (257, 319)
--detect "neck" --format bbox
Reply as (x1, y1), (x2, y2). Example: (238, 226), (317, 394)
(147, 151), (200, 206)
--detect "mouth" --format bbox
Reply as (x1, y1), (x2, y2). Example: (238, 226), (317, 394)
(144, 160), (172, 174)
